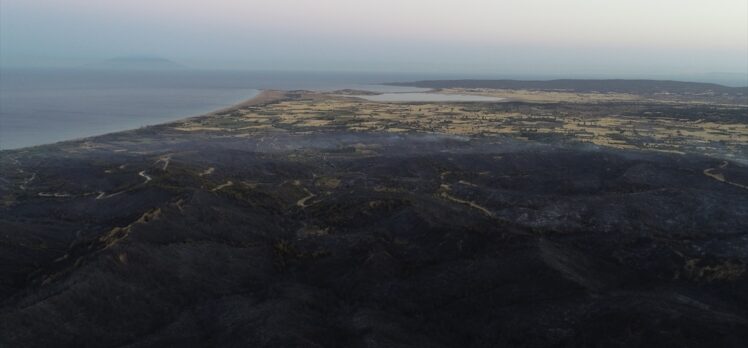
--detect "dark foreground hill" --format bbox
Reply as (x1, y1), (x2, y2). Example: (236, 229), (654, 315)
(1, 128), (747, 347)
(387, 79), (748, 96)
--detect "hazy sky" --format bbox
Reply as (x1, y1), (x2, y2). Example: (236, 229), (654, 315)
(2, 0), (747, 75)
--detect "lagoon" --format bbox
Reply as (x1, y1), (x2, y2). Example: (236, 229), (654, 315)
(357, 92), (505, 102)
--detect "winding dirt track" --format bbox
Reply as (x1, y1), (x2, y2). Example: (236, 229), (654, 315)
(96, 191), (124, 200)
(438, 183), (495, 217)
(155, 155), (172, 171)
(296, 188), (316, 208)
(211, 181), (234, 192)
(37, 192), (72, 198)
(138, 171), (152, 184)
(96, 170), (153, 200)
(704, 161), (748, 190)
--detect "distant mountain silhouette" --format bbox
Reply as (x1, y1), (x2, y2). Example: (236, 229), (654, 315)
(85, 56), (185, 70)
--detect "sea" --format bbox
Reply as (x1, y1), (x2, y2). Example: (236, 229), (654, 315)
(0, 69), (433, 150)
(1, 68), (745, 150)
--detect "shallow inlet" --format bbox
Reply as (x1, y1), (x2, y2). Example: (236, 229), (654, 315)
(357, 92), (505, 102)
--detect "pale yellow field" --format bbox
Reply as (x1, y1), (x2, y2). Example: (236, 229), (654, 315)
(438, 88), (644, 103)
(169, 92), (748, 158)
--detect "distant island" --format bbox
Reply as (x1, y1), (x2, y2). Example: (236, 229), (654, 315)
(85, 56), (185, 70)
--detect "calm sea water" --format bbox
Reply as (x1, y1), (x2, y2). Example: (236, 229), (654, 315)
(0, 69), (431, 150)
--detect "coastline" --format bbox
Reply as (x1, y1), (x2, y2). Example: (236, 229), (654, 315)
(207, 89), (287, 115)
(0, 89), (283, 153)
